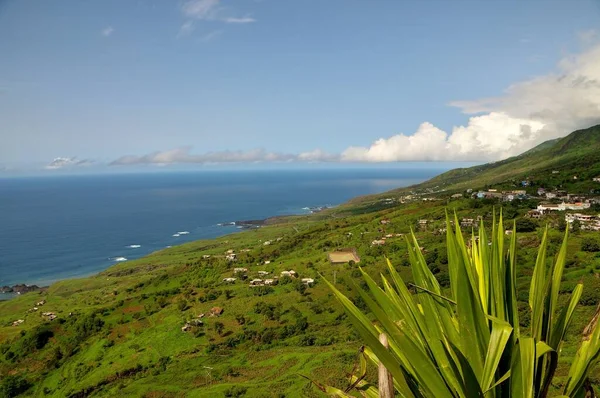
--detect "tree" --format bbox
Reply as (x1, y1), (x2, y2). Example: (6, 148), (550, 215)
(311, 216), (600, 397)
(572, 219), (581, 233)
(516, 218), (537, 232)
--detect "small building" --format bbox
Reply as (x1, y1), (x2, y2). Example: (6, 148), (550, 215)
(249, 279), (264, 286)
(594, 177), (600, 182)
(226, 249), (235, 254)
(257, 271), (269, 276)
(42, 312), (57, 321)
(223, 277), (236, 283)
(202, 255), (211, 259)
(263, 240), (272, 246)
(301, 278), (315, 286)
(233, 267), (248, 274)
(225, 253), (237, 262)
(451, 193), (463, 199)
(327, 248), (361, 264)
(280, 270), (298, 278)
(552, 170), (560, 174)
(537, 188), (546, 196)
(546, 192), (557, 199)
(371, 239), (385, 246)
(263, 260), (271, 265)
(505, 230), (513, 236)
(264, 278), (278, 286)
(537, 203), (561, 214)
(380, 219), (390, 225)
(12, 319), (24, 326)
(36, 300), (46, 306)
(461, 218), (475, 227)
(527, 210), (542, 219)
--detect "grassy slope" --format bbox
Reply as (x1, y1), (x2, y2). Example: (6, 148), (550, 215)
(2, 198), (600, 397)
(2, 125), (600, 397)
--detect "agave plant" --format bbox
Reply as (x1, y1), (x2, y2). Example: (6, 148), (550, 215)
(315, 214), (600, 397)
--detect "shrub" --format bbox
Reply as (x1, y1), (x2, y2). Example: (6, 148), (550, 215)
(312, 217), (600, 397)
(581, 238), (600, 252)
(224, 385), (247, 397)
(0, 375), (31, 398)
(580, 277), (600, 306)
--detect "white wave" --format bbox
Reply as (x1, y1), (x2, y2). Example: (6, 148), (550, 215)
(302, 207), (310, 210)
(217, 223), (223, 226)
(113, 257), (128, 262)
(178, 231), (190, 235)
(172, 233), (180, 237)
(126, 244), (141, 249)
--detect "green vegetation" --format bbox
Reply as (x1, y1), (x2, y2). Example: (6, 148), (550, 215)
(316, 216), (600, 397)
(1, 125), (600, 396)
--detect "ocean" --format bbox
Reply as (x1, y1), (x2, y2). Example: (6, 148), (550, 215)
(0, 167), (453, 292)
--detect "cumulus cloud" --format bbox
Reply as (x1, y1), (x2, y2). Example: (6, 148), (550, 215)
(109, 37), (600, 165)
(110, 147), (301, 166)
(45, 157), (94, 170)
(101, 26), (114, 37)
(344, 41), (600, 162)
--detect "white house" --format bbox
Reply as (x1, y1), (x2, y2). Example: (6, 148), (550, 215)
(301, 278), (315, 286)
(223, 277), (237, 283)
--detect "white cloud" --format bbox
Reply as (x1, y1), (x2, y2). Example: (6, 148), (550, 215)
(181, 0), (220, 20)
(297, 149), (339, 162)
(178, 21), (195, 37)
(343, 42), (600, 162)
(45, 157), (93, 170)
(101, 26), (114, 37)
(198, 30), (222, 42)
(111, 147), (299, 165)
(179, 0), (256, 37)
(224, 16), (256, 24)
(109, 37), (600, 165)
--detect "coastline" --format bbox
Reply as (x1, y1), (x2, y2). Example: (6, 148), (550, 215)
(0, 209), (327, 300)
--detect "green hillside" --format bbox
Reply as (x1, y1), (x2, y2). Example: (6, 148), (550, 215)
(2, 126), (600, 397)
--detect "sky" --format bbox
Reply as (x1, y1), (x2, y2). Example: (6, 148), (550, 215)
(1, 0), (600, 172)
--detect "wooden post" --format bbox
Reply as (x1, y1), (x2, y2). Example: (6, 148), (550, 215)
(378, 333), (394, 398)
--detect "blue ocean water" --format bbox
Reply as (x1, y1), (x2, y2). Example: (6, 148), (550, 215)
(0, 168), (450, 289)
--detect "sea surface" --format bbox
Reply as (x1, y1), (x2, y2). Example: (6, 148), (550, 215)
(0, 167), (453, 292)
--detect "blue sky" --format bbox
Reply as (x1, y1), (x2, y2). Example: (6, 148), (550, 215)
(1, 0), (600, 169)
